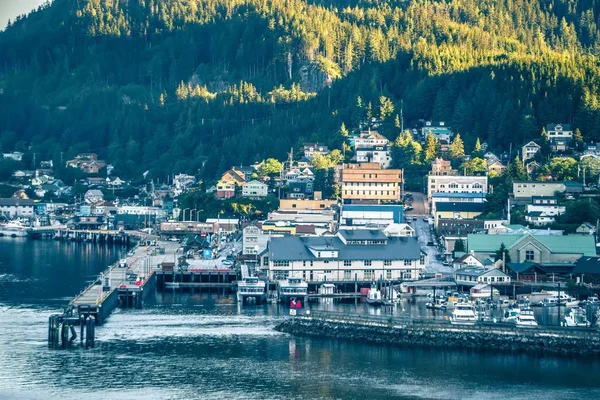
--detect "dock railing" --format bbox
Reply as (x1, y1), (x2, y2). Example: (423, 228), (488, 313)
(303, 310), (600, 336)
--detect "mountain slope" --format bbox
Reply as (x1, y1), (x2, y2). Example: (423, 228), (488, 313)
(1, 0), (600, 180)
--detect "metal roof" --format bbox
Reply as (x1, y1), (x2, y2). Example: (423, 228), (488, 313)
(435, 202), (485, 212)
(268, 235), (421, 261)
(338, 229), (388, 241)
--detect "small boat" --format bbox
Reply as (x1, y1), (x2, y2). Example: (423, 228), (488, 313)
(538, 297), (559, 307)
(0, 221), (29, 237)
(563, 307), (590, 327)
(366, 283), (383, 306)
(426, 299), (448, 311)
(515, 308), (538, 327)
(450, 304), (477, 325)
(581, 296), (600, 306)
(502, 307), (521, 323)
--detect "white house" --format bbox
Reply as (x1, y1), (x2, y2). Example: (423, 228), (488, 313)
(2, 151), (24, 161)
(521, 141), (541, 161)
(354, 131), (391, 168)
(242, 223), (273, 256)
(452, 253), (484, 269)
(455, 266), (511, 287)
(242, 180), (269, 198)
(0, 198), (35, 218)
(263, 229), (427, 282)
(547, 123), (573, 152)
(383, 223), (415, 237)
(84, 190), (104, 204)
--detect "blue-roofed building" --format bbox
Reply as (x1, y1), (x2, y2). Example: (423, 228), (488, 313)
(263, 229), (426, 282)
(340, 204), (404, 228)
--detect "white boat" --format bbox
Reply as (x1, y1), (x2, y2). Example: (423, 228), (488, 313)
(515, 308), (538, 327)
(0, 221), (29, 237)
(277, 277), (308, 304)
(426, 298), (448, 311)
(554, 294), (579, 307)
(237, 277), (266, 304)
(450, 303), (477, 325)
(581, 296), (600, 306)
(502, 307), (521, 323)
(563, 307), (590, 327)
(366, 283), (383, 306)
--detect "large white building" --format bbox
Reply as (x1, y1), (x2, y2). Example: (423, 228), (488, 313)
(427, 175), (488, 202)
(242, 223), (272, 256)
(263, 229), (427, 282)
(430, 192), (486, 215)
(117, 206), (165, 217)
(0, 198), (35, 218)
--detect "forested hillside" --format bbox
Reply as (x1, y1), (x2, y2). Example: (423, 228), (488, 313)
(2, 0), (600, 180)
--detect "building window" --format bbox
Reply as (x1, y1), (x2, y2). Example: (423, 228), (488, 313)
(324, 260), (329, 264)
(274, 260), (290, 267)
(404, 259), (412, 266)
(386, 270), (392, 280)
(525, 250), (535, 261)
(364, 260), (372, 266)
(365, 270), (375, 280)
(420, 254), (426, 265)
(324, 270), (332, 274)
(384, 260), (392, 266)
(402, 271), (412, 279)
(344, 260), (352, 267)
(344, 270), (352, 280)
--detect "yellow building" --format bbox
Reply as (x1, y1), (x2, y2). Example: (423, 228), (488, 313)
(279, 192), (336, 210)
(341, 163), (403, 203)
(434, 202), (485, 228)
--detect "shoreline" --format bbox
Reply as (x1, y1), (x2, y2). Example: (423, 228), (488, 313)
(275, 314), (600, 357)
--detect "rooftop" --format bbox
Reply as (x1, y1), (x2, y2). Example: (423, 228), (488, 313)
(268, 235), (421, 261)
(435, 202), (485, 213)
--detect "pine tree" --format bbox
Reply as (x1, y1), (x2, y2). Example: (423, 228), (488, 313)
(449, 133), (465, 159)
(574, 128), (584, 143)
(424, 132), (438, 163)
(509, 156), (527, 180)
(454, 238), (466, 253)
(339, 122), (349, 137)
(541, 127), (548, 142)
(473, 137), (482, 157)
(494, 242), (511, 263)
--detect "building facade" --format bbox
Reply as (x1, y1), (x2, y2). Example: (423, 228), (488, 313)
(340, 204), (404, 227)
(263, 230), (426, 282)
(0, 198), (35, 218)
(427, 175), (488, 202)
(242, 180), (269, 198)
(521, 141), (541, 161)
(341, 163), (403, 203)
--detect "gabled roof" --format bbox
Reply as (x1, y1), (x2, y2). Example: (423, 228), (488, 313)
(522, 140), (541, 149)
(546, 123), (572, 131)
(268, 235), (421, 261)
(338, 229), (388, 241)
(468, 233), (596, 256)
(454, 253), (482, 264)
(574, 256), (600, 275)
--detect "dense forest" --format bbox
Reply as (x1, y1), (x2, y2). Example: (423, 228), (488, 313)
(2, 0), (600, 181)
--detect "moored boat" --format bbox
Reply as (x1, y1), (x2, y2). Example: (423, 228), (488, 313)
(450, 303), (477, 325)
(366, 283), (383, 306)
(0, 221), (29, 237)
(515, 308), (538, 327)
(277, 277), (308, 305)
(563, 307), (590, 327)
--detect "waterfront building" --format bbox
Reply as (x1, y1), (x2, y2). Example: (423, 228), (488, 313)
(159, 221), (214, 237)
(263, 229), (426, 282)
(341, 163), (403, 203)
(454, 267), (511, 287)
(467, 233), (596, 264)
(0, 198), (35, 218)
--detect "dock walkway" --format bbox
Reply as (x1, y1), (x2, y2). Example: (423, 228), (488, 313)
(70, 241), (180, 322)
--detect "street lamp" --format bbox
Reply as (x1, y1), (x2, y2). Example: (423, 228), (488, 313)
(182, 208), (190, 221)
(191, 209), (198, 221)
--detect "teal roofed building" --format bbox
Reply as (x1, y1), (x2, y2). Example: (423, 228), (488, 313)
(467, 233), (596, 264)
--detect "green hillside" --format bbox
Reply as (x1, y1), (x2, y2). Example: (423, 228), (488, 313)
(1, 0), (600, 180)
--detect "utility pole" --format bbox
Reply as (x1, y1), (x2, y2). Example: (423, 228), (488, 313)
(400, 99), (404, 133)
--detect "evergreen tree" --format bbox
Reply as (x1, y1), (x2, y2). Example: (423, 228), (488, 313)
(454, 238), (466, 253)
(508, 156), (527, 181)
(424, 132), (438, 163)
(541, 127), (548, 142)
(449, 133), (465, 159)
(339, 123), (349, 137)
(473, 137), (482, 157)
(494, 243), (511, 263)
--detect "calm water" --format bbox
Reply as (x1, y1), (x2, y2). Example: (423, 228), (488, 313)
(1, 238), (600, 399)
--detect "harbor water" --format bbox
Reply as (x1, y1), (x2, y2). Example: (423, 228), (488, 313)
(1, 238), (600, 399)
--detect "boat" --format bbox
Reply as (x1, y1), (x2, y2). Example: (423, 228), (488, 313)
(538, 297), (559, 307)
(450, 303), (477, 325)
(366, 283), (383, 306)
(0, 221), (29, 237)
(515, 308), (538, 327)
(554, 294), (579, 307)
(426, 298), (448, 311)
(502, 307), (521, 323)
(563, 307), (590, 327)
(277, 277), (308, 305)
(236, 277), (266, 304)
(581, 296), (600, 306)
